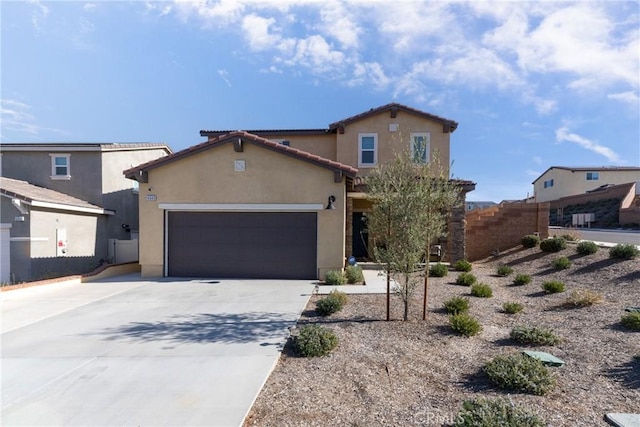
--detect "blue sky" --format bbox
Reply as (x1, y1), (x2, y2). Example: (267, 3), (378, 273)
(2, 1), (638, 202)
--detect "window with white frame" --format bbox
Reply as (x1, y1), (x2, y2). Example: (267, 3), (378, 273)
(358, 133), (377, 167)
(586, 172), (599, 181)
(50, 154), (71, 180)
(410, 132), (430, 163)
(543, 179), (554, 188)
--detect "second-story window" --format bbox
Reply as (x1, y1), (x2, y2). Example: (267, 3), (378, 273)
(543, 179), (554, 188)
(586, 172), (599, 180)
(358, 133), (377, 167)
(50, 154), (71, 180)
(410, 132), (430, 163)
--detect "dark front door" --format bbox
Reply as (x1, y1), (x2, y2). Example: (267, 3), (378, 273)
(352, 212), (369, 259)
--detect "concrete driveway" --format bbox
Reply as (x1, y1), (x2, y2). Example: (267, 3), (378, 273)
(1, 274), (314, 426)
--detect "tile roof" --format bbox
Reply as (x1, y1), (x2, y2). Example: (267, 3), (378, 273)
(0, 143), (172, 153)
(124, 131), (358, 180)
(200, 129), (329, 137)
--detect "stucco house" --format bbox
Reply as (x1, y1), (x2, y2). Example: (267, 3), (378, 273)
(0, 143), (171, 283)
(125, 103), (475, 280)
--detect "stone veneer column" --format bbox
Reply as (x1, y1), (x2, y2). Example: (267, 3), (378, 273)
(345, 196), (353, 266)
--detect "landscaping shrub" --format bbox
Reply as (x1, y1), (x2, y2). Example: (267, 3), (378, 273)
(503, 301), (524, 314)
(540, 237), (567, 253)
(316, 290), (348, 316)
(484, 353), (555, 395)
(455, 397), (546, 427)
(542, 280), (565, 294)
(324, 270), (346, 285)
(510, 325), (560, 346)
(560, 230), (581, 241)
(344, 265), (363, 284)
(455, 272), (477, 286)
(443, 296), (470, 315)
(551, 256), (571, 270)
(449, 313), (482, 337)
(576, 240), (599, 255)
(620, 312), (640, 331)
(609, 243), (640, 260)
(521, 234), (540, 248)
(454, 260), (473, 272)
(496, 264), (514, 277)
(471, 283), (493, 298)
(565, 289), (603, 307)
(513, 274), (532, 286)
(294, 325), (339, 357)
(429, 263), (449, 277)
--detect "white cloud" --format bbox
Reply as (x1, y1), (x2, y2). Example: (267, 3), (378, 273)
(172, 0), (246, 26)
(608, 91), (640, 106)
(217, 69), (232, 87)
(0, 99), (64, 140)
(241, 14), (280, 51)
(83, 3), (96, 12)
(283, 35), (344, 73)
(317, 1), (361, 49)
(28, 0), (49, 32)
(349, 62), (390, 89)
(555, 126), (623, 164)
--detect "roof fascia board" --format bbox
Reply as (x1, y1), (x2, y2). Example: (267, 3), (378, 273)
(29, 200), (114, 215)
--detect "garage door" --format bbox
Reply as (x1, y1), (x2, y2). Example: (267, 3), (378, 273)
(167, 212), (317, 279)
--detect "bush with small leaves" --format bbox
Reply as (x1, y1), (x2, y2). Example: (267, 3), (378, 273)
(449, 313), (482, 337)
(521, 234), (540, 248)
(496, 265), (514, 277)
(542, 280), (565, 294)
(510, 325), (560, 346)
(513, 274), (532, 286)
(471, 283), (493, 298)
(552, 256), (571, 270)
(609, 243), (640, 260)
(454, 260), (473, 272)
(443, 296), (470, 315)
(455, 272), (477, 286)
(316, 290), (348, 316)
(565, 289), (603, 307)
(454, 397), (546, 427)
(560, 231), (581, 241)
(620, 312), (640, 331)
(429, 263), (449, 277)
(344, 265), (363, 284)
(503, 301), (524, 314)
(576, 240), (599, 255)
(324, 270), (346, 285)
(540, 237), (567, 253)
(484, 353), (555, 395)
(294, 325), (338, 357)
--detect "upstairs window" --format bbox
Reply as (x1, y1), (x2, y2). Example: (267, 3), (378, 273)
(586, 172), (599, 180)
(50, 154), (71, 180)
(358, 133), (377, 167)
(410, 132), (430, 163)
(543, 179), (554, 188)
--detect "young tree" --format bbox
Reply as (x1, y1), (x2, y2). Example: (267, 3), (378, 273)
(366, 149), (461, 321)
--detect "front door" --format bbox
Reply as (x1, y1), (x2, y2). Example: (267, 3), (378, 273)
(352, 212), (369, 260)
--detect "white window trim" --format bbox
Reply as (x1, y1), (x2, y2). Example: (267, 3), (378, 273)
(358, 133), (378, 168)
(50, 153), (71, 180)
(410, 132), (431, 164)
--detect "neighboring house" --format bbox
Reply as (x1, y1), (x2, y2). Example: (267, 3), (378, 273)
(125, 103), (475, 280)
(466, 201), (497, 211)
(532, 166), (640, 203)
(0, 143), (171, 283)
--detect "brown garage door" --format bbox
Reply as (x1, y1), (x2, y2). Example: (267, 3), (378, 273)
(167, 212), (317, 279)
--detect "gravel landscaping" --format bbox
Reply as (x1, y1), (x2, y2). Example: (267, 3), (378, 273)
(245, 244), (640, 427)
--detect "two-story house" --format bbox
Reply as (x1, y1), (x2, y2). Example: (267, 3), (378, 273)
(0, 143), (171, 283)
(124, 103), (475, 280)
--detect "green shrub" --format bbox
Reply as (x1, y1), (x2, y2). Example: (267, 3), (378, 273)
(521, 234), (540, 248)
(316, 290), (348, 316)
(513, 274), (531, 286)
(496, 264), (514, 277)
(294, 325), (339, 357)
(455, 272), (477, 286)
(454, 260), (473, 272)
(576, 240), (599, 255)
(551, 256), (571, 270)
(620, 312), (640, 330)
(542, 280), (565, 294)
(540, 237), (567, 253)
(471, 283), (493, 298)
(443, 296), (470, 315)
(429, 263), (449, 277)
(344, 265), (363, 284)
(484, 353), (555, 395)
(503, 301), (524, 314)
(609, 243), (640, 260)
(560, 231), (581, 241)
(455, 397), (546, 427)
(449, 313), (482, 337)
(565, 289), (602, 307)
(324, 270), (346, 285)
(510, 325), (560, 346)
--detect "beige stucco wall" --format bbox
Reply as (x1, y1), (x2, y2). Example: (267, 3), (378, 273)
(137, 141), (346, 279)
(534, 169), (640, 203)
(30, 210), (98, 258)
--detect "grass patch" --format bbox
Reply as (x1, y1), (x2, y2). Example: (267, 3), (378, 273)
(449, 313), (482, 337)
(455, 272), (477, 286)
(620, 312), (640, 331)
(513, 274), (532, 286)
(565, 289), (603, 307)
(496, 265), (514, 277)
(454, 260), (473, 272)
(471, 283), (493, 298)
(542, 280), (565, 294)
(503, 301), (524, 314)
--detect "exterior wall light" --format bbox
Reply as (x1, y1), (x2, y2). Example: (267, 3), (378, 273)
(326, 195), (336, 210)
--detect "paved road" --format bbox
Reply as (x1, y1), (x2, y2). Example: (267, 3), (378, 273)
(1, 275), (314, 426)
(552, 227), (640, 246)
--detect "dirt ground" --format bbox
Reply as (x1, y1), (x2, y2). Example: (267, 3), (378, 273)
(244, 244), (640, 427)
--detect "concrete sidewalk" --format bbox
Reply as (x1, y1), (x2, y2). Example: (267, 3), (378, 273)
(316, 269), (393, 294)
